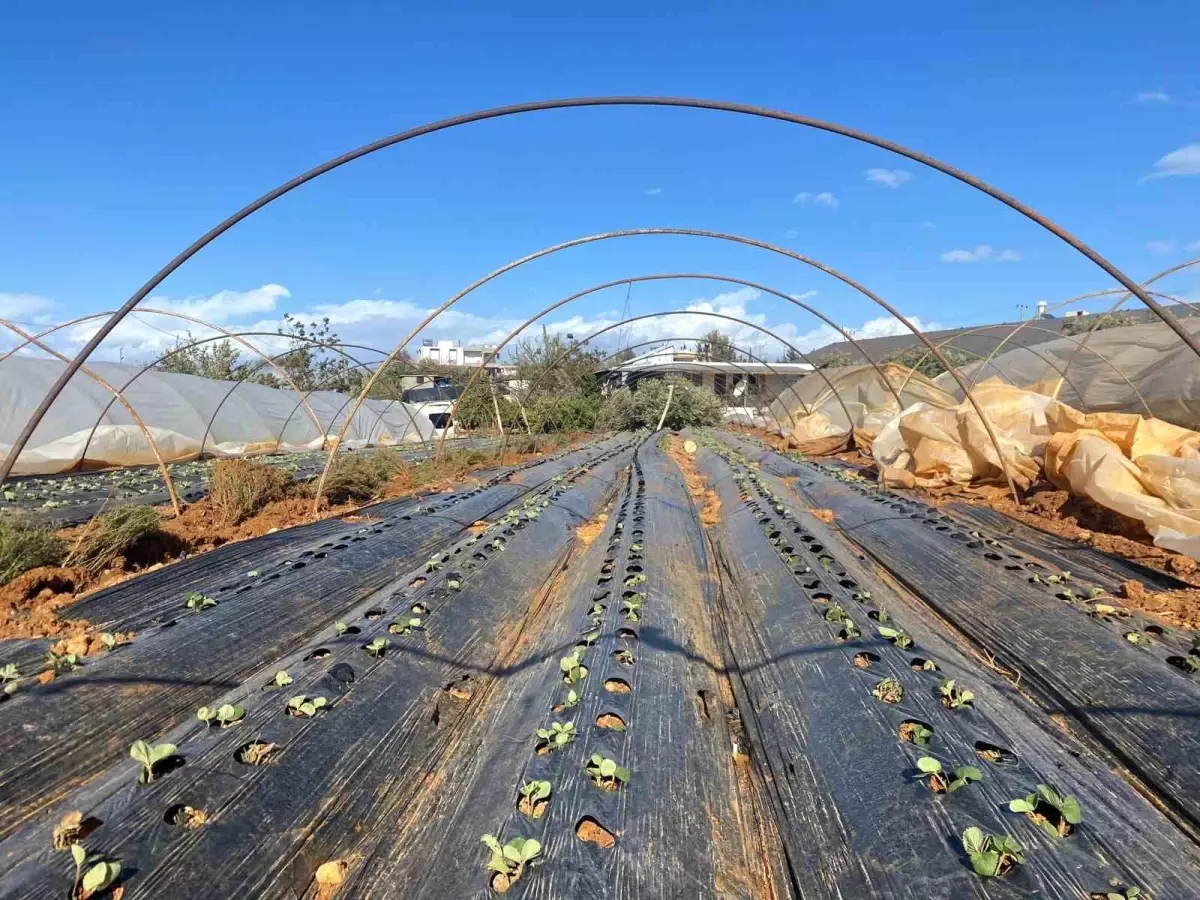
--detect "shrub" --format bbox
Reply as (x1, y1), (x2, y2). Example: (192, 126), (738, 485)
(1061, 311), (1137, 337)
(320, 449), (405, 503)
(0, 514), (65, 584)
(527, 393), (601, 433)
(451, 382), (522, 431)
(65, 504), (162, 576)
(597, 376), (725, 431)
(208, 459), (289, 525)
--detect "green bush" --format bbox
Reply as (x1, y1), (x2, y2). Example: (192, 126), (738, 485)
(599, 377), (724, 431)
(452, 382), (523, 431)
(208, 458), (289, 525)
(527, 393), (601, 433)
(0, 514), (66, 585)
(65, 504), (162, 576)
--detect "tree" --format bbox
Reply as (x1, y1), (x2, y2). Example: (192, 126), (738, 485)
(696, 329), (737, 362)
(779, 346), (806, 364)
(513, 331), (606, 398)
(156, 332), (255, 381)
(814, 349), (857, 369)
(882, 344), (976, 379)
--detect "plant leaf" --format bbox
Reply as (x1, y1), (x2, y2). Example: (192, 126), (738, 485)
(71, 843), (87, 866)
(1008, 798), (1035, 813)
(961, 826), (985, 857)
(1060, 795), (1083, 825)
(81, 860), (120, 897)
(916, 756), (942, 774)
(969, 850), (1000, 877)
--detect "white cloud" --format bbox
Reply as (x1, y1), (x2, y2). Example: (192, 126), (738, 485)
(1186, 239), (1200, 252)
(1135, 90), (1171, 104)
(783, 229), (800, 239)
(147, 283), (290, 323)
(1145, 239), (1174, 254)
(793, 191), (839, 208)
(0, 292), (57, 324)
(921, 220), (936, 229)
(644, 187), (663, 196)
(1143, 144), (1200, 180)
(939, 245), (1021, 263)
(865, 168), (912, 189)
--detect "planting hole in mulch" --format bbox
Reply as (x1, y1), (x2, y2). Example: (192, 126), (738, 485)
(1167, 655), (1199, 674)
(518, 795), (549, 818)
(838, 579), (857, 589)
(613, 648), (635, 666)
(811, 592), (832, 603)
(328, 662), (355, 684)
(853, 652), (880, 669)
(1145, 624), (1165, 636)
(235, 741), (278, 766)
(975, 741), (1018, 765)
(306, 648), (331, 660)
(617, 627), (638, 642)
(164, 804), (209, 828)
(338, 625), (361, 636)
(899, 719), (934, 744)
(910, 657), (937, 672)
(364, 608), (385, 620)
(576, 816), (616, 849)
(409, 577), (426, 589)
(411, 602), (429, 615)
(596, 712), (627, 731)
(604, 678), (631, 694)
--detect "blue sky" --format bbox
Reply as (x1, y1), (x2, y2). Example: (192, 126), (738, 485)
(2, 1), (1198, 364)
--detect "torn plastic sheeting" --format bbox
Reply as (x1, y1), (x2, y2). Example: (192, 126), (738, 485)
(872, 384), (1200, 559)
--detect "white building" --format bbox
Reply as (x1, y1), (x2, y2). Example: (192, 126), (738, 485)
(414, 339), (518, 383)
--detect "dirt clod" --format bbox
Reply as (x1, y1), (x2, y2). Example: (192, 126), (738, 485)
(576, 817), (616, 848)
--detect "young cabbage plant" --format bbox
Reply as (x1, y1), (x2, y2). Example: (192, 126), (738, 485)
(287, 695), (329, 717)
(560, 652), (588, 684)
(872, 677), (904, 704)
(70, 843), (122, 900)
(334, 621), (349, 635)
(100, 633), (117, 651)
(0, 663), (18, 683)
(1008, 784), (1083, 838)
(364, 636), (390, 658)
(46, 649), (81, 671)
(129, 740), (177, 784)
(585, 753), (631, 791)
(536, 720), (576, 751)
(877, 626), (914, 650)
(481, 834), (542, 889)
(559, 689), (580, 709)
(447, 578), (462, 591)
(184, 592), (217, 611)
(621, 597), (643, 622)
(916, 756), (982, 794)
(899, 721), (934, 745)
(872, 606), (890, 623)
(939, 679), (975, 710)
(1093, 888), (1140, 900)
(823, 603), (850, 624)
(517, 780), (552, 817)
(962, 826), (1024, 877)
(272, 670), (293, 688)
(388, 617), (423, 636)
(624, 573), (646, 588)
(197, 703), (245, 728)
(838, 621), (862, 641)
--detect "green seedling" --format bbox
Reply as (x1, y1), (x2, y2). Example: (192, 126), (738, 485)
(1093, 888), (1140, 900)
(630, 542), (643, 551)
(899, 721), (933, 745)
(517, 780), (552, 817)
(364, 636), (390, 657)
(536, 720), (576, 751)
(558, 689), (580, 709)
(939, 680), (975, 710)
(70, 843), (122, 900)
(246, 570), (260, 578)
(1084, 587), (1105, 600)
(426, 557), (441, 572)
(872, 606), (891, 623)
(1, 664), (18, 683)
(334, 621), (348, 635)
(46, 649), (81, 671)
(578, 627), (601, 647)
(838, 620), (861, 641)
(100, 633), (117, 651)
(272, 670), (293, 688)
(560, 652), (588, 684)
(917, 658), (939, 671)
(129, 740), (177, 784)
(447, 578), (462, 591)
(388, 617), (423, 636)
(878, 626), (913, 649)
(1008, 784), (1083, 838)
(1124, 631), (1143, 644)
(823, 603), (850, 624)
(852, 590), (873, 603)
(588, 603), (606, 617)
(916, 756), (982, 793)
(197, 703), (245, 728)
(185, 592), (216, 611)
(481, 834), (542, 889)
(962, 826), (1024, 877)
(1058, 588), (1077, 601)
(490, 538), (505, 551)
(614, 648), (635, 666)
(585, 753), (631, 791)
(287, 695), (329, 717)
(872, 677), (904, 704)
(621, 598), (643, 622)
(624, 573), (646, 587)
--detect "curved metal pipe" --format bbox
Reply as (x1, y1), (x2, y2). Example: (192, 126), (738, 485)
(0, 320), (182, 514)
(8, 97), (1193, 491)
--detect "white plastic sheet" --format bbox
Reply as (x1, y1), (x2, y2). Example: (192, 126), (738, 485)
(0, 356), (435, 475)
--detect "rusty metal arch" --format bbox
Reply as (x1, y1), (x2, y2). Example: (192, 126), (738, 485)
(506, 333), (807, 441)
(425, 296), (876, 477)
(8, 97), (1196, 491)
(515, 327), (815, 432)
(0, 308), (324, 438)
(0, 320), (183, 514)
(893, 323), (1146, 415)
